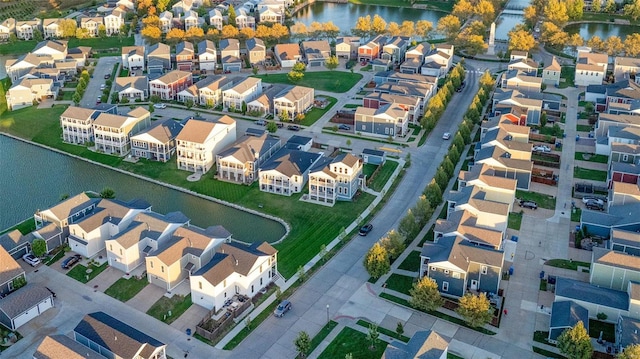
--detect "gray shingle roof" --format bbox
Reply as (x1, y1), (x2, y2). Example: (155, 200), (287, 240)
(0, 284), (52, 318)
(34, 335), (106, 359)
(260, 149), (322, 177)
(555, 277), (629, 310)
(383, 330), (449, 359)
(550, 301), (589, 330)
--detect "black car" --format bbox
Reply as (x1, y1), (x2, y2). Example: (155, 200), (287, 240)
(519, 200), (538, 210)
(287, 125), (300, 131)
(585, 200), (604, 211)
(104, 74), (111, 79)
(338, 124), (351, 130)
(61, 254), (82, 269)
(359, 224), (373, 236)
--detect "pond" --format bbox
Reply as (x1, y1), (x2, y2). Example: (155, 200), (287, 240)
(0, 135), (286, 243)
(564, 22), (640, 41)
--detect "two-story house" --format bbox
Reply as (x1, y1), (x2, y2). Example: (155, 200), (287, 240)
(609, 143), (640, 187)
(0, 18), (15, 41)
(400, 42), (430, 74)
(222, 77), (262, 110)
(363, 92), (422, 124)
(216, 133), (282, 184)
(175, 41), (195, 72)
(16, 19), (41, 40)
(501, 69), (543, 92)
(80, 17), (103, 37)
(159, 11), (173, 34)
(0, 246), (25, 296)
(147, 42), (171, 74)
(115, 76), (149, 102)
(5, 53), (44, 82)
(421, 44), (454, 78)
(235, 8), (255, 29)
(42, 18), (62, 39)
(335, 36), (360, 59)
(191, 241), (277, 311)
(575, 50), (608, 87)
(542, 56), (561, 86)
(149, 70), (193, 100)
(196, 75), (233, 107)
(183, 10), (202, 31)
(208, 9), (224, 31)
(219, 38), (242, 72)
(259, 148), (322, 196)
(176, 116), (237, 173)
(301, 40), (331, 67)
(246, 38), (266, 66)
(307, 153), (362, 206)
(93, 107), (151, 156)
(33, 192), (99, 233)
(354, 104), (409, 139)
(259, 8), (284, 24)
(273, 85), (314, 120)
(121, 46), (145, 70)
(32, 39), (67, 61)
(358, 35), (386, 62)
(197, 39), (217, 72)
(104, 7), (125, 36)
(130, 119), (185, 162)
(614, 56), (640, 82)
(60, 106), (97, 145)
(273, 43), (302, 68)
(5, 77), (55, 111)
(381, 36), (409, 65)
(507, 52), (539, 76)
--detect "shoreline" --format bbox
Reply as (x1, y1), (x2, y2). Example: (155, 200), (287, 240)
(0, 132), (291, 245)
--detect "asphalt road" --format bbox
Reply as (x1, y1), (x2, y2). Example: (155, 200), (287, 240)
(82, 56), (119, 108)
(231, 68), (480, 358)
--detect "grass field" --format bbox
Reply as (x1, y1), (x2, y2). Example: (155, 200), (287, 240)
(299, 96), (336, 126)
(356, 319), (410, 342)
(516, 190), (556, 210)
(576, 124), (592, 132)
(508, 211), (523, 231)
(318, 327), (388, 359)
(104, 277), (149, 302)
(574, 152), (608, 163)
(370, 160), (399, 192)
(67, 262), (108, 283)
(254, 71), (363, 93)
(545, 259), (591, 271)
(573, 167), (607, 182)
(0, 36), (134, 55)
(309, 321), (338, 355)
(397, 250), (421, 272)
(147, 294), (192, 324)
(384, 273), (415, 295)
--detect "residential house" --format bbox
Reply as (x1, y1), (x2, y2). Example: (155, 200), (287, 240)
(33, 192), (99, 232)
(381, 36), (409, 65)
(121, 46), (145, 70)
(172, 0), (194, 15)
(590, 247), (640, 292)
(246, 38), (266, 66)
(0, 18), (15, 41)
(104, 7), (125, 36)
(335, 37), (360, 59)
(259, 8), (284, 24)
(382, 330), (449, 359)
(175, 41), (195, 72)
(219, 38), (242, 72)
(5, 53), (46, 82)
(222, 77), (262, 110)
(285, 135), (313, 151)
(604, 80), (640, 115)
(130, 119), (185, 162)
(580, 201), (640, 238)
(159, 11), (173, 34)
(16, 19), (41, 40)
(273, 43), (302, 68)
(400, 42), (430, 74)
(594, 112), (640, 155)
(362, 148), (385, 165)
(363, 92), (422, 123)
(609, 182), (640, 208)
(105, 211), (189, 273)
(117, 0), (135, 10)
(354, 104), (409, 139)
(183, 10), (202, 31)
(67, 198), (151, 258)
(0, 284), (54, 331)
(191, 241), (277, 311)
(73, 312), (167, 359)
(611, 227), (640, 256)
(80, 17), (103, 37)
(42, 18), (63, 39)
(358, 35), (386, 62)
(370, 58), (391, 72)
(115, 76), (149, 102)
(273, 85), (314, 120)
(32, 39), (67, 61)
(146, 43), (171, 74)
(145, 226), (225, 291)
(208, 9), (224, 31)
(614, 56), (640, 82)
(0, 246), (25, 296)
(235, 8), (255, 29)
(492, 88), (544, 125)
(93, 107), (151, 156)
(473, 145), (533, 191)
(34, 335), (105, 359)
(247, 84), (285, 115)
(608, 143), (640, 187)
(197, 40), (217, 72)
(0, 230), (35, 260)
(301, 40), (331, 67)
(60, 106), (97, 145)
(420, 235), (504, 298)
(548, 301), (589, 343)
(149, 70), (193, 100)
(216, 133), (282, 184)
(307, 153), (362, 206)
(507, 54), (538, 76)
(501, 69), (543, 93)
(176, 116), (237, 173)
(617, 316), (640, 353)
(542, 56), (561, 86)
(575, 50), (608, 87)
(196, 75), (233, 107)
(31, 222), (64, 254)
(258, 148), (322, 196)
(554, 276), (630, 321)
(421, 44), (454, 78)
(5, 78), (55, 111)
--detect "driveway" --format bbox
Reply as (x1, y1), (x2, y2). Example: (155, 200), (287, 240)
(170, 304), (210, 334)
(82, 56), (119, 108)
(86, 266), (123, 293)
(127, 282), (166, 313)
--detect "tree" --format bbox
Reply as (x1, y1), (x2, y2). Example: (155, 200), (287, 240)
(271, 23), (289, 43)
(8, 33), (16, 44)
(415, 20), (433, 40)
(290, 22), (308, 40)
(141, 26), (161, 44)
(523, 6), (538, 28)
(371, 14), (387, 35)
(557, 321), (593, 359)
(605, 0), (616, 13)
(323, 21), (340, 39)
(100, 187), (116, 199)
(399, 209), (418, 239)
(185, 27), (205, 42)
(142, 15), (160, 28)
(292, 62), (306, 73)
(137, 0), (153, 15)
(297, 265), (306, 281)
(386, 22), (401, 36)
(98, 24), (107, 38)
(508, 29), (536, 52)
(111, 92), (119, 103)
(625, 33), (640, 57)
(288, 70), (304, 82)
(476, 0), (496, 24)
(206, 28), (221, 42)
(437, 15), (461, 41)
(379, 230), (405, 260)
(266, 121), (278, 133)
(221, 25), (239, 39)
(409, 277), (444, 311)
(156, 0), (170, 12)
(352, 15), (372, 38)
(566, 0), (584, 20)
(618, 344), (640, 359)
(625, 0), (640, 20)
(605, 36), (624, 56)
(279, 110), (290, 122)
(366, 324), (380, 350)
(480, 71), (495, 89)
(456, 293), (493, 328)
(32, 239), (47, 257)
(592, 0), (601, 11)
(395, 322), (404, 338)
(12, 276), (26, 290)
(325, 56), (339, 70)
(424, 179), (443, 206)
(228, 5), (237, 26)
(72, 92), (81, 105)
(399, 21), (414, 37)
(294, 331), (311, 358)
(452, 0), (474, 19)
(60, 19), (77, 38)
(413, 195), (433, 226)
(567, 33), (584, 49)
(587, 36), (605, 52)
(33, 29), (43, 42)
(363, 242), (390, 279)
(544, 0), (569, 26)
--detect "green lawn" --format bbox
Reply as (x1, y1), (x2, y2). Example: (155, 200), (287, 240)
(344, 104), (359, 109)
(0, 105), (378, 279)
(533, 346), (566, 359)
(576, 124), (592, 132)
(384, 273), (415, 295)
(418, 224), (435, 246)
(147, 294), (192, 324)
(398, 250), (421, 272)
(254, 71), (363, 93)
(516, 190), (556, 210)
(360, 64), (372, 72)
(574, 152), (608, 163)
(589, 319), (615, 342)
(370, 160), (399, 192)
(68, 36), (135, 49)
(508, 212), (523, 231)
(61, 91), (75, 101)
(299, 96), (337, 126)
(356, 319), (410, 342)
(44, 248), (67, 266)
(573, 167), (607, 182)
(0, 217), (36, 235)
(0, 40), (37, 55)
(363, 163), (377, 178)
(309, 320), (338, 355)
(318, 327), (388, 359)
(571, 208), (581, 222)
(545, 259), (591, 271)
(559, 66), (576, 88)
(533, 331), (553, 346)
(67, 262), (108, 283)
(104, 277), (149, 302)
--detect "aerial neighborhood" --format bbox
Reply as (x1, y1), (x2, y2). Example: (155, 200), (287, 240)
(2, 0), (640, 357)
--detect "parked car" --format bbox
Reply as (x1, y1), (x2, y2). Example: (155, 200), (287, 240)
(153, 103), (167, 109)
(61, 254), (82, 269)
(359, 224), (373, 236)
(519, 200), (538, 209)
(442, 132), (451, 140)
(96, 97), (102, 104)
(585, 200), (604, 211)
(255, 119), (266, 126)
(104, 74), (111, 79)
(338, 124), (351, 130)
(582, 197), (605, 205)
(274, 299), (292, 317)
(456, 82), (465, 92)
(533, 145), (551, 153)
(287, 125), (300, 131)
(100, 84), (106, 90)
(22, 253), (41, 267)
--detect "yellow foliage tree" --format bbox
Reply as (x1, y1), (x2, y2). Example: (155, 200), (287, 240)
(221, 24), (239, 39)
(140, 26), (161, 43)
(508, 28), (536, 52)
(165, 28), (185, 44)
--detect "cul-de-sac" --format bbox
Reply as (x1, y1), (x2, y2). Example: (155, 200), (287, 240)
(1, 0), (640, 357)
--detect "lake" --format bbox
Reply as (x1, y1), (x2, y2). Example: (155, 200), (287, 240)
(564, 23), (640, 41)
(0, 135), (286, 243)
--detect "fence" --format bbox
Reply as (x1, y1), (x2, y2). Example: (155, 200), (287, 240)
(195, 298), (253, 341)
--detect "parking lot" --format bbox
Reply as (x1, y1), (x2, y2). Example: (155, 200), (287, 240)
(82, 56), (119, 108)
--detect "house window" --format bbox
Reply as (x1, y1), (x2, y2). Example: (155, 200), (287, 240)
(623, 154), (629, 162)
(444, 269), (450, 275)
(199, 282), (202, 290)
(161, 266), (164, 273)
(150, 261), (154, 268)
(481, 266), (488, 275)
(119, 249), (123, 255)
(430, 266), (437, 272)
(453, 272), (460, 279)
(442, 281), (449, 292)
(251, 285), (254, 293)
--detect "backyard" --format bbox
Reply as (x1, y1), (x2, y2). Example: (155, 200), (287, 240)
(574, 152), (608, 164)
(369, 160), (399, 192)
(67, 262), (108, 283)
(516, 190), (557, 210)
(147, 294), (193, 324)
(0, 35), (134, 55)
(299, 96), (337, 126)
(318, 327), (388, 359)
(254, 71), (363, 93)
(104, 277), (149, 302)
(384, 273), (415, 295)
(573, 167), (607, 182)
(397, 250), (421, 272)
(508, 212), (523, 231)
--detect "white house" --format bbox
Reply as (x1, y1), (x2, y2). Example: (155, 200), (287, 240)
(60, 106), (97, 145)
(196, 75), (233, 107)
(104, 7), (125, 36)
(176, 116), (237, 173)
(121, 46), (145, 70)
(208, 9), (224, 31)
(222, 77), (262, 110)
(5, 78), (55, 111)
(273, 85), (314, 120)
(114, 76), (149, 102)
(259, 149), (322, 196)
(307, 153), (362, 206)
(42, 18), (62, 39)
(575, 50), (608, 87)
(93, 107), (151, 156)
(159, 11), (173, 33)
(197, 40), (217, 72)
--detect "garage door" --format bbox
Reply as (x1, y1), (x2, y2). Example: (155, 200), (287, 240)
(10, 244), (28, 260)
(37, 297), (53, 313)
(13, 297), (53, 329)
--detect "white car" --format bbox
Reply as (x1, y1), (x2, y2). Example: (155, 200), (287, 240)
(22, 253), (41, 267)
(533, 145), (551, 153)
(582, 197), (604, 206)
(153, 103), (167, 109)
(100, 84), (106, 90)
(442, 132), (451, 140)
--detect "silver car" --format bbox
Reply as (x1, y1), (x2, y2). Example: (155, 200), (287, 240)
(274, 300), (292, 317)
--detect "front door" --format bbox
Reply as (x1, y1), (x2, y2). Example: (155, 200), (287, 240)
(471, 280), (478, 290)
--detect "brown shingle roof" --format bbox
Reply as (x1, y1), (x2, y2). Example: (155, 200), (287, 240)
(61, 106), (96, 120)
(275, 43), (301, 60)
(154, 70), (191, 85)
(41, 192), (94, 223)
(154, 226), (214, 265)
(34, 335), (106, 359)
(594, 247), (640, 272)
(0, 246), (23, 286)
